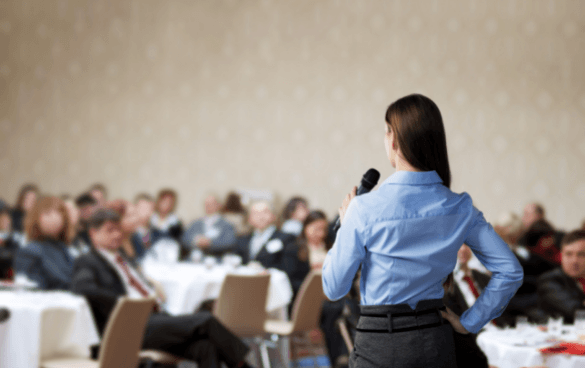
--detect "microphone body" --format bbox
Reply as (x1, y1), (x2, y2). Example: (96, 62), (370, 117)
(332, 168), (381, 235)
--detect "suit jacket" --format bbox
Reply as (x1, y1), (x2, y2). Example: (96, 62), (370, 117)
(234, 229), (295, 271)
(181, 217), (236, 255)
(70, 249), (130, 334)
(537, 268), (585, 323)
(446, 269), (491, 316)
(14, 240), (74, 290)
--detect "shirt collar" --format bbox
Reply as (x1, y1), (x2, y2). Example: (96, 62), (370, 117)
(253, 225), (276, 240)
(383, 170), (443, 186)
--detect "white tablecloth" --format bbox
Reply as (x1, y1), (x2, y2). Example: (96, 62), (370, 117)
(141, 261), (294, 316)
(0, 290), (100, 368)
(478, 325), (585, 368)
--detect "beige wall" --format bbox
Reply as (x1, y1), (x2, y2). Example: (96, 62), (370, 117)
(1, 0), (584, 228)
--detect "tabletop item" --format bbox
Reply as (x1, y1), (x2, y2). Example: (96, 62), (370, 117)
(548, 316), (564, 334)
(516, 316), (529, 331)
(574, 310), (585, 334)
(0, 290), (100, 368)
(141, 260), (293, 315)
(478, 324), (585, 368)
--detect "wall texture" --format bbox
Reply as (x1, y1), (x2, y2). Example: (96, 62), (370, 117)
(1, 0), (584, 228)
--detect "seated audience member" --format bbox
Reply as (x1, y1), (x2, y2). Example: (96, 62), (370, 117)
(222, 192), (250, 236)
(107, 199), (146, 264)
(150, 188), (183, 243)
(538, 230), (585, 323)
(14, 196), (74, 290)
(442, 274), (489, 368)
(0, 203), (18, 279)
(11, 183), (39, 233)
(283, 210), (331, 295)
(75, 193), (99, 247)
(283, 210), (350, 367)
(63, 197), (90, 258)
(71, 209), (250, 368)
(495, 212), (524, 248)
(518, 203), (563, 265)
(88, 183), (108, 207)
(134, 193), (155, 252)
(280, 196), (309, 236)
(182, 195), (236, 257)
(234, 200), (295, 270)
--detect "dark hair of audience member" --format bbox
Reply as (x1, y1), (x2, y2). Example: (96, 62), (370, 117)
(533, 203), (545, 217)
(296, 210), (332, 262)
(90, 183), (108, 196)
(87, 208), (121, 230)
(15, 184), (39, 211)
(155, 188), (178, 215)
(282, 196), (308, 221)
(561, 229), (585, 249)
(223, 192), (246, 214)
(24, 196), (72, 243)
(385, 93), (451, 188)
(134, 193), (153, 203)
(75, 193), (97, 207)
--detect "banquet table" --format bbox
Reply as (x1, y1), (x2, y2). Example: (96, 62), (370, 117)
(141, 260), (294, 316)
(0, 290), (100, 368)
(477, 325), (585, 368)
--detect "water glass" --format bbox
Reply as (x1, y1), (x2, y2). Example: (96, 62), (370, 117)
(548, 315), (563, 334)
(574, 310), (585, 333)
(516, 316), (529, 331)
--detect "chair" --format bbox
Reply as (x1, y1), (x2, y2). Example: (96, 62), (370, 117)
(41, 297), (156, 368)
(264, 270), (326, 366)
(213, 273), (271, 368)
(0, 308), (9, 323)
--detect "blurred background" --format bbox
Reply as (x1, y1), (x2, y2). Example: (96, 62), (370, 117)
(1, 0), (584, 228)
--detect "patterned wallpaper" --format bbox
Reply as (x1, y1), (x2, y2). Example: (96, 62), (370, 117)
(1, 0), (584, 229)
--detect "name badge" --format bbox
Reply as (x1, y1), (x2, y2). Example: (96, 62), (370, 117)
(265, 239), (283, 254)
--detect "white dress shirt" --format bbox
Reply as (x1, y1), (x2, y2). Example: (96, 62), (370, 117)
(203, 214), (221, 239)
(249, 225), (276, 261)
(453, 268), (479, 309)
(98, 248), (156, 300)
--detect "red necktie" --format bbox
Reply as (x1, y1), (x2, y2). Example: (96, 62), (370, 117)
(115, 255), (151, 297)
(577, 278), (585, 294)
(462, 275), (480, 298)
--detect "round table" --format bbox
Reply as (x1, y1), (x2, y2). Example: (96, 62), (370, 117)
(0, 290), (100, 368)
(477, 325), (585, 368)
(140, 260), (294, 316)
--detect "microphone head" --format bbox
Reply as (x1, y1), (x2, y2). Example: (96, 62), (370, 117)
(361, 168), (381, 190)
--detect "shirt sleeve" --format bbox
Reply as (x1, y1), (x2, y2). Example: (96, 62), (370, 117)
(461, 207), (524, 333)
(322, 199), (366, 301)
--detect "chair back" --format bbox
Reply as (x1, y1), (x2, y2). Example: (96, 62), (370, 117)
(98, 297), (155, 368)
(290, 270), (326, 332)
(214, 273), (270, 337)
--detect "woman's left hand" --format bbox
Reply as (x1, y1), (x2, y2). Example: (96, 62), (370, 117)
(338, 186), (357, 225)
(441, 307), (470, 334)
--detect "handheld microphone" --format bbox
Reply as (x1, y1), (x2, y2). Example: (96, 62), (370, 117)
(332, 168), (381, 234)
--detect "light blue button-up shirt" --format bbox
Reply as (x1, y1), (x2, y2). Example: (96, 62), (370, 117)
(322, 170), (523, 334)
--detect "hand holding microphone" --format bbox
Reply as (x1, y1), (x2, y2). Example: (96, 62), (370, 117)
(333, 168), (381, 233)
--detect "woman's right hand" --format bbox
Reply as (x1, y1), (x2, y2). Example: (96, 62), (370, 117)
(441, 307), (470, 334)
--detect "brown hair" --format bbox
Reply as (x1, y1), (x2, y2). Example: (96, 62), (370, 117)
(134, 193), (153, 203)
(155, 188), (178, 214)
(90, 183), (108, 197)
(385, 94), (451, 188)
(561, 230), (585, 249)
(282, 196), (308, 221)
(296, 210), (332, 262)
(223, 192), (246, 214)
(15, 184), (39, 211)
(87, 208), (121, 229)
(24, 196), (72, 243)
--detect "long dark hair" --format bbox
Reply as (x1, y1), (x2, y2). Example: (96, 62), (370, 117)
(223, 192), (246, 214)
(296, 210), (332, 262)
(385, 94), (451, 188)
(15, 184), (39, 211)
(281, 196), (308, 221)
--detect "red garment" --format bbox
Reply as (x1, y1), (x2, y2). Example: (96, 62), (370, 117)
(540, 342), (585, 355)
(462, 275), (480, 298)
(532, 235), (561, 265)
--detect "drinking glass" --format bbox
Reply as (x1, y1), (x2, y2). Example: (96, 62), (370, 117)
(548, 315), (563, 334)
(516, 316), (529, 331)
(574, 310), (585, 333)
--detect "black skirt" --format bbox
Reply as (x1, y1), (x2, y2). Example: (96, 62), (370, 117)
(350, 299), (457, 368)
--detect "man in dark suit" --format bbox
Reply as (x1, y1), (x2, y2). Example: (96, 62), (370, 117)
(538, 229), (585, 324)
(71, 209), (251, 368)
(182, 195), (236, 257)
(234, 200), (295, 270)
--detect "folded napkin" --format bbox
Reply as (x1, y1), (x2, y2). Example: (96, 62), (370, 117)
(540, 342), (585, 355)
